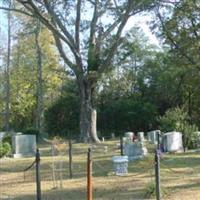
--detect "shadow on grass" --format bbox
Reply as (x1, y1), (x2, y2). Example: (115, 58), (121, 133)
(167, 181), (200, 191)
(5, 182), (149, 200)
(161, 156), (200, 170)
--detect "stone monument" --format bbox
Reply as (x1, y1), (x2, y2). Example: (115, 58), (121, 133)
(124, 141), (148, 161)
(162, 131), (183, 152)
(112, 155), (128, 176)
(12, 134), (36, 158)
(137, 132), (145, 142)
(147, 130), (161, 144)
(125, 132), (134, 141)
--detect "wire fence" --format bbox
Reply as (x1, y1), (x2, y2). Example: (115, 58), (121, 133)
(1, 138), (200, 200)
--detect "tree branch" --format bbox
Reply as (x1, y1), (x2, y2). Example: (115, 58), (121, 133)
(0, 6), (33, 17)
(99, 0), (133, 73)
(156, 8), (200, 70)
(75, 0), (81, 52)
(43, 0), (76, 50)
(89, 0), (99, 44)
(53, 33), (77, 72)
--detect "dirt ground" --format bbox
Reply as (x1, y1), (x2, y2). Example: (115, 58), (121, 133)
(1, 140), (200, 200)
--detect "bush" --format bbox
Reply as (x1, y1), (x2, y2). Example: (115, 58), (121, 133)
(158, 107), (199, 150)
(0, 142), (11, 158)
(2, 135), (12, 145)
(45, 95), (80, 137)
(23, 127), (39, 135)
(158, 107), (187, 132)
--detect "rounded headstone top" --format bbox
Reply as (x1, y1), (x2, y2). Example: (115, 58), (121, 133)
(112, 156), (128, 163)
(125, 132), (134, 138)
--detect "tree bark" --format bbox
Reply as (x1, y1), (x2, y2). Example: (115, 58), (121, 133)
(5, 2), (11, 132)
(78, 77), (100, 143)
(90, 109), (99, 142)
(35, 21), (44, 134)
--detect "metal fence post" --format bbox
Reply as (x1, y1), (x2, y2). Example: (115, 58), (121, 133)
(36, 148), (41, 200)
(120, 136), (124, 156)
(69, 139), (73, 179)
(87, 148), (92, 200)
(155, 149), (161, 200)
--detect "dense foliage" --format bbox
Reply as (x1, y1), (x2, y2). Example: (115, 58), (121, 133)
(0, 0), (200, 141)
(0, 142), (11, 158)
(159, 107), (198, 149)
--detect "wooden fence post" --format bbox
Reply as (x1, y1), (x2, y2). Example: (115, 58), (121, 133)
(69, 139), (73, 179)
(36, 148), (42, 200)
(87, 148), (92, 200)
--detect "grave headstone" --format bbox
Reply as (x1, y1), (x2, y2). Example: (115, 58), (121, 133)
(137, 132), (145, 142)
(112, 155), (128, 176)
(12, 134), (36, 158)
(124, 141), (148, 161)
(125, 132), (134, 140)
(111, 133), (115, 139)
(162, 131), (183, 152)
(147, 130), (161, 144)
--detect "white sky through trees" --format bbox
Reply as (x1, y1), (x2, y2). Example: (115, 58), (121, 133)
(0, 4), (160, 64)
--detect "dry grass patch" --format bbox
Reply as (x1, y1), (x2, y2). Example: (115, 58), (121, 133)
(1, 140), (200, 199)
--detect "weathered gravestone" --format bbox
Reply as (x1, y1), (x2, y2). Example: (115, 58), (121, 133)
(162, 131), (183, 152)
(12, 134), (36, 158)
(137, 132), (145, 142)
(112, 155), (128, 176)
(124, 141), (148, 161)
(147, 130), (161, 144)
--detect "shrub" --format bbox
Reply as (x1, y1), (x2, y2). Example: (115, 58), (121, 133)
(45, 95), (80, 137)
(23, 127), (39, 135)
(158, 107), (187, 132)
(158, 107), (199, 150)
(2, 135), (12, 145)
(0, 142), (11, 158)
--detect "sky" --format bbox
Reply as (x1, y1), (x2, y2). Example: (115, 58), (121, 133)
(0, 3), (160, 55)
(125, 13), (160, 47)
(0, 4), (7, 47)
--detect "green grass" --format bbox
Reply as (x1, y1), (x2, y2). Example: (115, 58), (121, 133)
(1, 139), (200, 199)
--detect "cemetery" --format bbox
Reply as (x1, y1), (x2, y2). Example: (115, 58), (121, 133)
(0, 0), (200, 200)
(1, 130), (200, 199)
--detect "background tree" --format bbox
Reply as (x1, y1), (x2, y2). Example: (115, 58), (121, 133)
(153, 0), (200, 126)
(4, 1), (11, 131)
(8, 18), (64, 131)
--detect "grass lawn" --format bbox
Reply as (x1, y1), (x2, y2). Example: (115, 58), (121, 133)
(1, 139), (200, 200)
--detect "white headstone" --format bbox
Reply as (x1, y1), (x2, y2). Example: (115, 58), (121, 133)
(125, 132), (134, 139)
(137, 132), (145, 142)
(12, 134), (36, 158)
(162, 131), (183, 152)
(147, 130), (160, 144)
(111, 133), (115, 139)
(112, 156), (128, 175)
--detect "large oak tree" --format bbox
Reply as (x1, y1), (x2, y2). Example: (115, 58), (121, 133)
(1, 0), (163, 142)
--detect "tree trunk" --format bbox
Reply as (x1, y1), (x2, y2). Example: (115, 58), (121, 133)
(5, 2), (11, 132)
(35, 21), (44, 134)
(79, 78), (100, 143)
